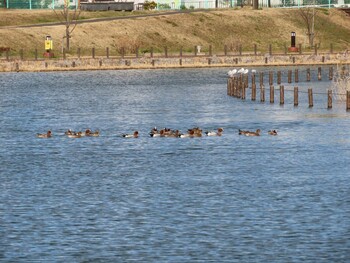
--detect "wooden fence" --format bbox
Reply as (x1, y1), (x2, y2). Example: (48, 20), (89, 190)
(227, 66), (350, 111)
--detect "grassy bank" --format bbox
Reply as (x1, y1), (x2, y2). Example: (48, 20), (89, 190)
(0, 7), (350, 56)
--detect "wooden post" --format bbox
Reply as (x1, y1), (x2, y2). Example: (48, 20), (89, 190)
(288, 70), (292, 83)
(77, 48), (81, 59)
(179, 58), (182, 66)
(308, 88), (313, 107)
(259, 72), (264, 85)
(280, 85), (284, 105)
(329, 67), (333, 80)
(242, 84), (246, 100)
(318, 67), (322, 81)
(92, 47), (95, 59)
(209, 45), (212, 56)
(72, 61), (75, 68)
(208, 58), (212, 65)
(252, 83), (256, 101)
(322, 56), (325, 63)
(164, 46), (168, 58)
(239, 45), (242, 56)
(15, 62), (19, 72)
(34, 49), (38, 61)
(224, 45), (227, 56)
(307, 68), (311, 82)
(252, 72), (256, 86)
(152, 59), (155, 66)
(269, 71), (273, 86)
(254, 44), (257, 56)
(99, 59), (102, 67)
(328, 90), (332, 109)
(295, 69), (299, 83)
(269, 44), (272, 55)
(106, 47), (109, 58)
(347, 91), (350, 111)
(260, 85), (265, 102)
(194, 45), (197, 56)
(270, 85), (274, 103)
(265, 57), (268, 64)
(294, 87), (298, 106)
(277, 71), (281, 85)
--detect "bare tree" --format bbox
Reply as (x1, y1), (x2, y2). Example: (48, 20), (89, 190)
(298, 6), (318, 48)
(54, 0), (81, 51)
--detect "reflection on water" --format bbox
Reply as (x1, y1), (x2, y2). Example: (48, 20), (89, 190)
(0, 67), (349, 262)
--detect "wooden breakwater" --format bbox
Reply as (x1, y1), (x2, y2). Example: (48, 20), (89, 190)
(227, 66), (350, 111)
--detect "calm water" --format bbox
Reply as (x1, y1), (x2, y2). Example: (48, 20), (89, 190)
(0, 67), (349, 262)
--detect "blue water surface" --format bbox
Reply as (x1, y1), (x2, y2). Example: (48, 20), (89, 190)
(0, 67), (349, 262)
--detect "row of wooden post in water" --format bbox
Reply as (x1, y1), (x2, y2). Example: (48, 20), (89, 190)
(227, 67), (350, 110)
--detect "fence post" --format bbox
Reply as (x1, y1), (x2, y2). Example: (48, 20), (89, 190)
(328, 90), (332, 109)
(308, 88), (313, 107)
(277, 71), (281, 85)
(92, 47), (95, 59)
(295, 69), (299, 83)
(239, 45), (242, 56)
(318, 67), (322, 80)
(288, 70), (292, 83)
(294, 87), (298, 106)
(252, 83), (256, 101)
(269, 71), (273, 86)
(254, 44), (257, 56)
(269, 44), (272, 55)
(347, 91), (350, 111)
(259, 72), (264, 85)
(307, 68), (311, 82)
(260, 85), (265, 102)
(179, 58), (182, 66)
(329, 67), (333, 80)
(270, 85), (274, 103)
(209, 45), (212, 56)
(280, 85), (284, 105)
(106, 47), (109, 58)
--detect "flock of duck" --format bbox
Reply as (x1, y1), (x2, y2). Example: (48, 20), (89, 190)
(37, 127), (278, 138)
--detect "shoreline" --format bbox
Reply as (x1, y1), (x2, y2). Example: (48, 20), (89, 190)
(1, 54), (349, 73)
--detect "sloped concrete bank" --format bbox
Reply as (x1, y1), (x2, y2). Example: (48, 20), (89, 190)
(0, 53), (349, 72)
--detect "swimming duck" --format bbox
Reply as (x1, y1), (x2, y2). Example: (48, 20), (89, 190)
(180, 130), (195, 138)
(122, 131), (139, 138)
(37, 130), (52, 138)
(244, 129), (261, 136)
(238, 129), (249, 135)
(67, 131), (83, 138)
(65, 129), (73, 135)
(268, 130), (278, 136)
(85, 129), (100, 137)
(205, 128), (224, 136)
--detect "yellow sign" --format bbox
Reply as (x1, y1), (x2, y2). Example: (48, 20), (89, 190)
(45, 40), (53, 51)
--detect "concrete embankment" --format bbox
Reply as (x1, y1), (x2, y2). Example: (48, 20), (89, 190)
(1, 53), (350, 72)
